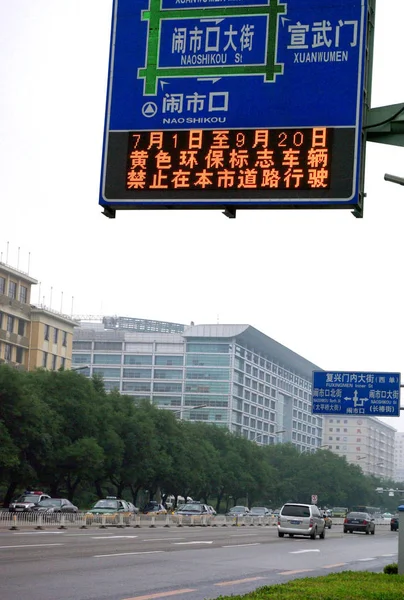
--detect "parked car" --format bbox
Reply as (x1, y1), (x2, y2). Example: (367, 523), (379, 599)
(390, 515), (399, 531)
(207, 505), (217, 516)
(171, 502), (214, 524)
(87, 497), (131, 516)
(31, 498), (78, 513)
(226, 506), (250, 518)
(127, 501), (139, 514)
(343, 511), (375, 535)
(249, 507), (271, 517)
(142, 501), (167, 515)
(9, 491), (51, 512)
(278, 503), (326, 539)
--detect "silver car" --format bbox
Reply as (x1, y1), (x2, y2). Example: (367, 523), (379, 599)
(278, 503), (326, 539)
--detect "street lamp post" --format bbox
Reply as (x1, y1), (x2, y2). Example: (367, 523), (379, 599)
(172, 404), (208, 419)
(250, 429), (286, 444)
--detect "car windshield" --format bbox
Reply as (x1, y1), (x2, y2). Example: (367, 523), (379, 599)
(15, 495), (42, 504)
(229, 506), (245, 512)
(93, 500), (118, 509)
(281, 505), (310, 517)
(179, 504), (203, 513)
(38, 499), (61, 507)
(347, 512), (368, 519)
(251, 507), (266, 513)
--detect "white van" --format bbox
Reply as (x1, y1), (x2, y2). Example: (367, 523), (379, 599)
(278, 503), (326, 539)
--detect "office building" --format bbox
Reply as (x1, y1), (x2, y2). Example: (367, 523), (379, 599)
(73, 316), (324, 451)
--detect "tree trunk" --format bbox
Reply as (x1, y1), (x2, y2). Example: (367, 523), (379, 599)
(3, 482), (18, 507)
(216, 491), (224, 514)
(95, 481), (104, 499)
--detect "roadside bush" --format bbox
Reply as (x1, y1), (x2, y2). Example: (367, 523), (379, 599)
(384, 563), (398, 575)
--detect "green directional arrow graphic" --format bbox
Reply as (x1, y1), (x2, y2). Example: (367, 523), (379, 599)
(138, 0), (286, 95)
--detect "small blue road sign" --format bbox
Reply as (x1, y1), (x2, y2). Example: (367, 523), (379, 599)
(100, 0), (372, 214)
(312, 371), (401, 417)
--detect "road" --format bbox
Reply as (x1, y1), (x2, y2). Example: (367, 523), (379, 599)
(0, 523), (398, 600)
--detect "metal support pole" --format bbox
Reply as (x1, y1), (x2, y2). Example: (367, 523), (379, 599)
(398, 503), (404, 574)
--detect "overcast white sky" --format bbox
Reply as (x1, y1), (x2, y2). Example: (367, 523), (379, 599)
(1, 1), (404, 429)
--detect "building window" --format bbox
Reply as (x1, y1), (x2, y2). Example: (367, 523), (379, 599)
(43, 351), (48, 368)
(52, 355), (57, 370)
(0, 311), (3, 329)
(62, 331), (67, 347)
(0, 277), (5, 294)
(44, 325), (50, 341)
(8, 281), (16, 299)
(16, 347), (23, 364)
(19, 285), (28, 303)
(18, 319), (25, 336)
(61, 357), (66, 369)
(6, 315), (14, 333)
(53, 328), (58, 344)
(4, 344), (12, 361)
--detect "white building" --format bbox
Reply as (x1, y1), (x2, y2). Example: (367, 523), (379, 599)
(72, 317), (324, 452)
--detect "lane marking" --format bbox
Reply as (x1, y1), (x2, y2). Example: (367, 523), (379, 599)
(222, 543), (261, 548)
(143, 538), (185, 542)
(381, 554), (396, 557)
(290, 549), (320, 554)
(122, 589), (196, 600)
(358, 558), (376, 561)
(91, 536), (138, 540)
(279, 569), (315, 575)
(215, 577), (265, 587)
(173, 541), (213, 545)
(0, 543), (64, 549)
(230, 533), (258, 537)
(95, 550), (165, 558)
(13, 531), (64, 535)
(322, 563), (346, 569)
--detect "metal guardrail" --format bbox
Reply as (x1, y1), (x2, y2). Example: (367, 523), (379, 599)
(0, 512), (392, 530)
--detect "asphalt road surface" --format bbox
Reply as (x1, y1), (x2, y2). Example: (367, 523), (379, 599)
(0, 523), (398, 600)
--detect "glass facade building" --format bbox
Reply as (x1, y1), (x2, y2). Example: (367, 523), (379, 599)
(73, 319), (323, 452)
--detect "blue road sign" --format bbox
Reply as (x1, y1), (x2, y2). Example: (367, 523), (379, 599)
(312, 371), (401, 417)
(100, 0), (371, 214)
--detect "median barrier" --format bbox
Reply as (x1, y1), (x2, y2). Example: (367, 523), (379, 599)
(0, 512), (393, 530)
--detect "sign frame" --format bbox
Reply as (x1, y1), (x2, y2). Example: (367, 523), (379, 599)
(100, 0), (374, 217)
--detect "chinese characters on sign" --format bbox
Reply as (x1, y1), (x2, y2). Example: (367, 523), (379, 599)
(126, 127), (331, 191)
(312, 371), (401, 417)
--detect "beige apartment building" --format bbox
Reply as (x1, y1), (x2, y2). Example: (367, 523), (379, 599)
(0, 262), (76, 371)
(394, 431), (404, 483)
(323, 414), (396, 479)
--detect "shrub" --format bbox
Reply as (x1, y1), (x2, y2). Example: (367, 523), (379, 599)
(384, 563), (398, 575)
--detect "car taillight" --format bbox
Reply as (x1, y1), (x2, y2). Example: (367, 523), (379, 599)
(309, 518), (314, 527)
(363, 520), (368, 525)
(277, 518), (280, 526)
(344, 518), (348, 523)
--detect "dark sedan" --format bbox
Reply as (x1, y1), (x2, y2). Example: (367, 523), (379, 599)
(391, 515), (399, 531)
(343, 511), (375, 535)
(31, 498), (78, 513)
